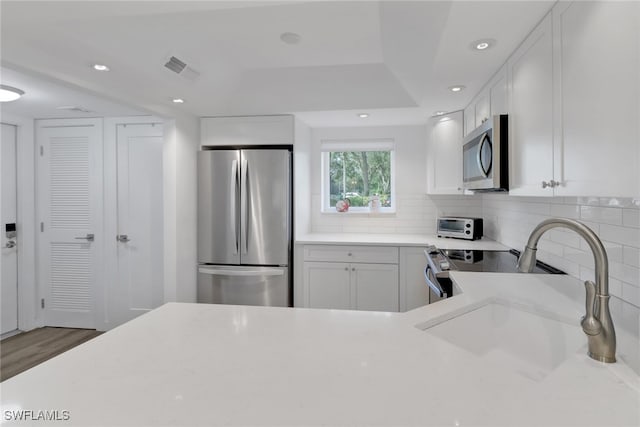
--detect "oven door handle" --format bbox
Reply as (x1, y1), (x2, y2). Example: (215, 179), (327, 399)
(424, 266), (448, 298)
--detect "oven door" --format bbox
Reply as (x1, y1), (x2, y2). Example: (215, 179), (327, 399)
(424, 266), (452, 304)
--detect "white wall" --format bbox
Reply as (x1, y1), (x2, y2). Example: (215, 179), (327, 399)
(483, 194), (640, 307)
(163, 115), (200, 304)
(308, 125), (482, 234)
(294, 119), (312, 237)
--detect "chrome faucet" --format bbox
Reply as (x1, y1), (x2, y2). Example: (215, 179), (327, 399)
(517, 218), (616, 363)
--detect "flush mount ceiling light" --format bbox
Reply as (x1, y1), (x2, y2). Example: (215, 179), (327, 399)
(280, 32), (301, 45)
(448, 85), (466, 93)
(172, 98), (185, 104)
(92, 63), (110, 71)
(432, 111), (447, 117)
(358, 113), (369, 118)
(0, 85), (25, 102)
(470, 38), (496, 51)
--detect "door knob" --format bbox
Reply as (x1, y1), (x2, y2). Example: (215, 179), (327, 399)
(4, 240), (16, 249)
(116, 234), (130, 243)
(74, 233), (95, 241)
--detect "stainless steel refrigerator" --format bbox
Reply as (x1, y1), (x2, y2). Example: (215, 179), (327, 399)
(197, 148), (292, 307)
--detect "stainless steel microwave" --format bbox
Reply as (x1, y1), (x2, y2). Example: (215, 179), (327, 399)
(463, 114), (508, 192)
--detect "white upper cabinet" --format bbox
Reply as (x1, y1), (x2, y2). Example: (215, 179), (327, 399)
(489, 64), (508, 116)
(463, 104), (475, 137)
(474, 91), (491, 128)
(507, 12), (555, 196)
(552, 1), (639, 197)
(427, 111), (464, 195)
(463, 66), (508, 137)
(201, 115), (294, 147)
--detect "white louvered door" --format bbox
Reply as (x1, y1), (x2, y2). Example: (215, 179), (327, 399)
(37, 119), (102, 328)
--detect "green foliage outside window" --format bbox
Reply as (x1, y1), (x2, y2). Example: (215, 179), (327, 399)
(328, 151), (392, 208)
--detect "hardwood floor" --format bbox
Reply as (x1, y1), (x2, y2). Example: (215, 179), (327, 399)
(0, 327), (103, 382)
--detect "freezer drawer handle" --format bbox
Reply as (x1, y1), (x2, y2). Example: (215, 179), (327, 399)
(198, 267), (284, 277)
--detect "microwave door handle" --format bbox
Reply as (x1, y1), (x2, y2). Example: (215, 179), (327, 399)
(424, 266), (447, 298)
(476, 133), (491, 178)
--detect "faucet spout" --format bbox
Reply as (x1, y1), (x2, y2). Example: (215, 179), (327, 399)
(517, 218), (616, 363)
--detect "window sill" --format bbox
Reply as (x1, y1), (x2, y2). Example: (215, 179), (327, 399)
(320, 209), (396, 217)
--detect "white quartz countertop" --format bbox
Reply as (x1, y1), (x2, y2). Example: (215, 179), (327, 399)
(296, 233), (509, 249)
(1, 274), (638, 426)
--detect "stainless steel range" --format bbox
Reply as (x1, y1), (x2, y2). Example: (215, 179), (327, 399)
(423, 245), (565, 304)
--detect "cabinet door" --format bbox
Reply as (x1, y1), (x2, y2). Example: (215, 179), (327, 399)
(303, 262), (351, 309)
(427, 111), (464, 195)
(553, 2), (640, 197)
(507, 12), (555, 196)
(351, 263), (399, 312)
(489, 65), (508, 116)
(200, 115), (293, 147)
(474, 91), (490, 128)
(463, 104), (475, 137)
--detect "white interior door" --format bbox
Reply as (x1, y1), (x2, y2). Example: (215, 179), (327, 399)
(114, 123), (164, 325)
(37, 119), (102, 328)
(1, 123), (18, 335)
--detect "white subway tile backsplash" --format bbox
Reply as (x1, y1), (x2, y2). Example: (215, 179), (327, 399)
(550, 204), (580, 219)
(600, 224), (640, 249)
(580, 206), (623, 225)
(622, 283), (640, 307)
(609, 277), (623, 299)
(483, 194), (640, 307)
(623, 247), (640, 268)
(609, 261), (640, 287)
(623, 209), (640, 228)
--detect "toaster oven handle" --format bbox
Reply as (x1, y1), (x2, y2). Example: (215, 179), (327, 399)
(476, 132), (492, 178)
(424, 266), (448, 298)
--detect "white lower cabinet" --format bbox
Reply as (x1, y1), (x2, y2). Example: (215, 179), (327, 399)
(302, 245), (400, 312)
(304, 262), (351, 310)
(351, 263), (399, 312)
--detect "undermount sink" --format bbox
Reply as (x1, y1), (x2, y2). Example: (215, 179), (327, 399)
(419, 300), (586, 381)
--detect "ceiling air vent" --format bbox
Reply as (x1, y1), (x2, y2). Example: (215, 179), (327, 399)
(164, 55), (200, 81)
(56, 106), (94, 113)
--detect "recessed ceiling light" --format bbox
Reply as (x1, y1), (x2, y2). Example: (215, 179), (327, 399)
(172, 98), (185, 104)
(358, 113), (369, 118)
(470, 38), (496, 51)
(433, 111), (447, 117)
(439, 117), (452, 122)
(0, 85), (25, 102)
(448, 85), (466, 93)
(280, 32), (301, 45)
(92, 63), (110, 71)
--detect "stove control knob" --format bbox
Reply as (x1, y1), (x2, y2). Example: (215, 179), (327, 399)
(439, 261), (450, 270)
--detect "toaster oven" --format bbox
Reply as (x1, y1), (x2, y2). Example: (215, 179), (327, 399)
(437, 217), (483, 240)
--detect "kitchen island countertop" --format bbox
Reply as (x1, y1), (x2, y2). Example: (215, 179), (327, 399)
(1, 273), (638, 426)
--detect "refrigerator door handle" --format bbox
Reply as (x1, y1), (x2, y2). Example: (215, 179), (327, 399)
(230, 159), (239, 254)
(241, 156), (249, 255)
(198, 267), (284, 277)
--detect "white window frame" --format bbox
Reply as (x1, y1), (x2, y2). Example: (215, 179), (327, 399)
(320, 138), (396, 213)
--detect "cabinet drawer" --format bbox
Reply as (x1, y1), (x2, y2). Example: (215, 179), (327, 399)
(303, 245), (398, 264)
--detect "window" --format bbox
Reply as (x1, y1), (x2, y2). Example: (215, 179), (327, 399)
(321, 139), (395, 212)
